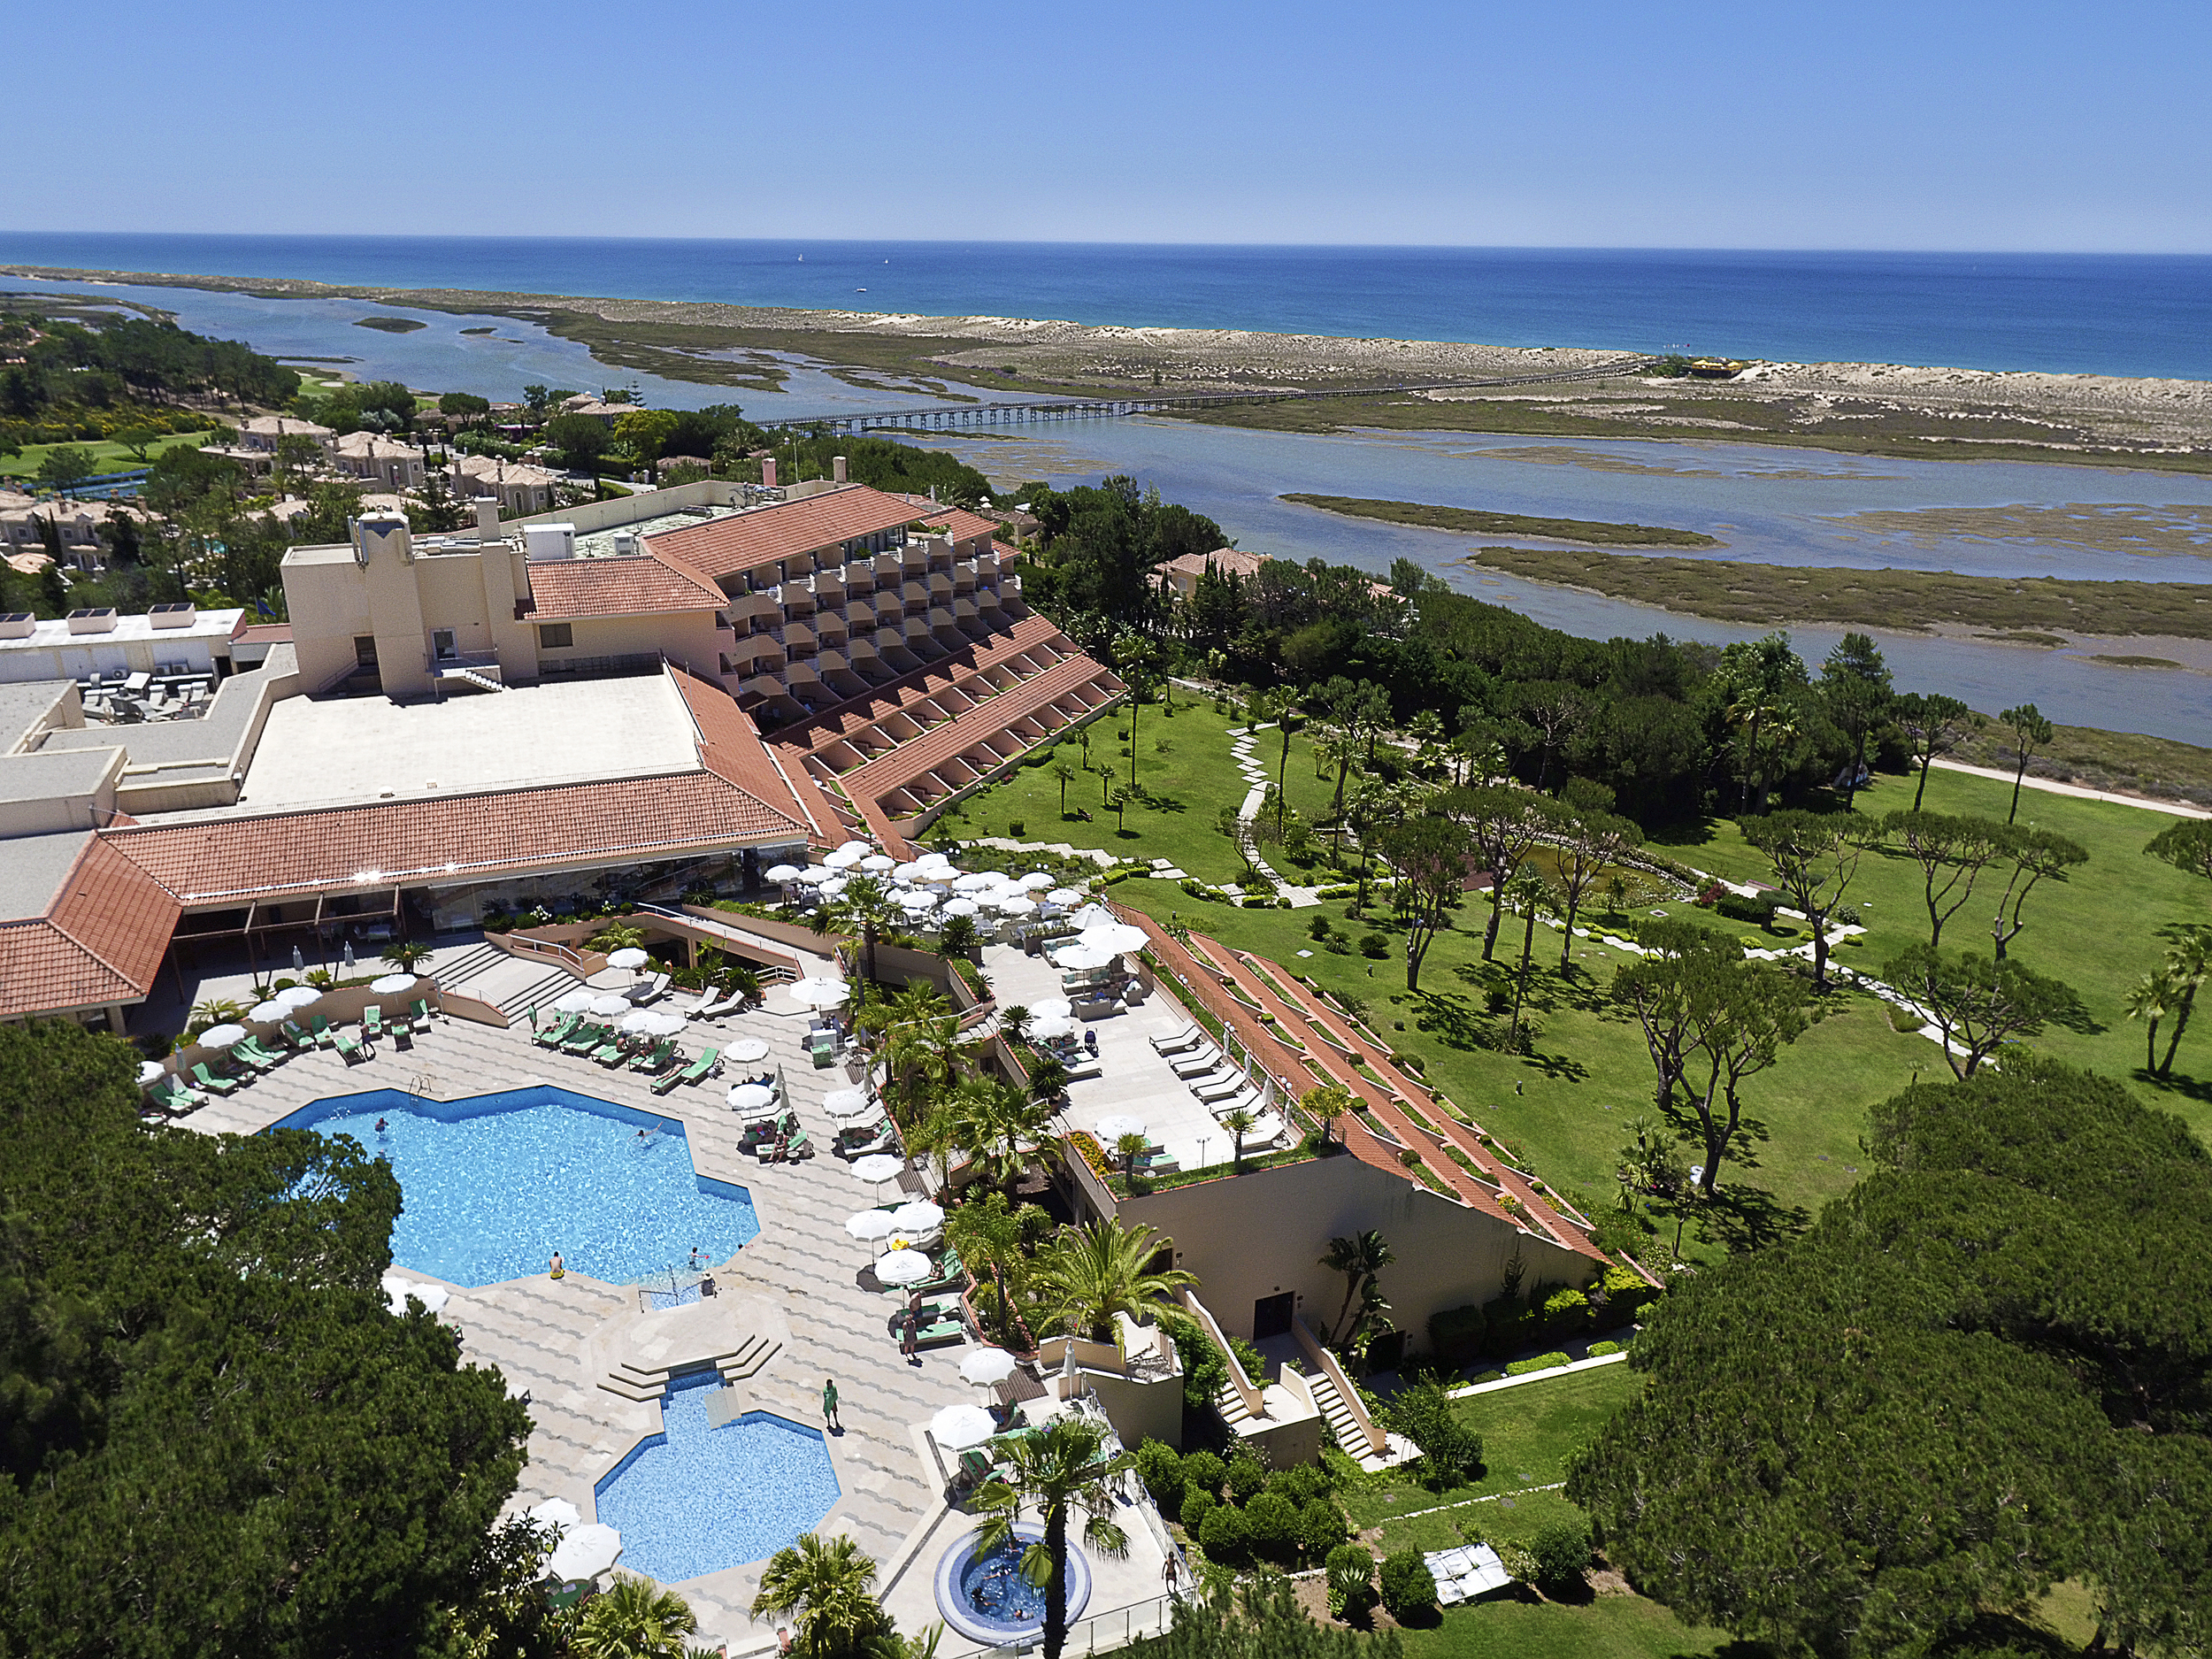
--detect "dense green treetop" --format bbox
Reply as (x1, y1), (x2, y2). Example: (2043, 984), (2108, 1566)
(0, 1022), (531, 1658)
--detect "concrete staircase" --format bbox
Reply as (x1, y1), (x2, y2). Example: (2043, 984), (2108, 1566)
(1215, 1379), (1257, 1432)
(596, 1332), (783, 1403)
(1308, 1367), (1371, 1457)
(435, 941), (581, 1025)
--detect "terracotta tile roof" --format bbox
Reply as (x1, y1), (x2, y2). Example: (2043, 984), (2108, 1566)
(526, 549), (726, 620)
(104, 769), (806, 906)
(909, 503), (1001, 545)
(1155, 548), (1271, 581)
(668, 666), (833, 843)
(644, 486), (923, 582)
(0, 836), (179, 1017)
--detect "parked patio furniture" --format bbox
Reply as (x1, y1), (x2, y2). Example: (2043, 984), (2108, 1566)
(361, 1005), (385, 1041)
(190, 1062), (239, 1095)
(408, 997), (434, 1033)
(331, 1027), (367, 1063)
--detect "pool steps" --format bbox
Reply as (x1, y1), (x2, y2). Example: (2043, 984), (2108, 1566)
(597, 1333), (782, 1403)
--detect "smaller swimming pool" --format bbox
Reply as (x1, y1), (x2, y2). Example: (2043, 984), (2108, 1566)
(272, 1086), (758, 1286)
(594, 1372), (841, 1580)
(934, 1523), (1092, 1646)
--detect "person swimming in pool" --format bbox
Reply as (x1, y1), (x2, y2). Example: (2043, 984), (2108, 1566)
(374, 1118), (388, 1132)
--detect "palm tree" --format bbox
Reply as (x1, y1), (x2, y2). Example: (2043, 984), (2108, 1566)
(1025, 1056), (1070, 1105)
(587, 922), (646, 955)
(998, 1004), (1033, 1047)
(1113, 1131), (1148, 1184)
(2126, 971), (2175, 1076)
(379, 939), (434, 973)
(942, 1075), (1055, 1194)
(1299, 1080), (1353, 1149)
(1051, 761), (1076, 818)
(572, 1573), (698, 1659)
(1254, 686), (1302, 834)
(972, 1417), (1133, 1659)
(810, 873), (900, 1007)
(1220, 1106), (1259, 1174)
(1028, 1217), (1195, 1343)
(1319, 1231), (1395, 1349)
(187, 996), (247, 1038)
(944, 1187), (1046, 1341)
(749, 1533), (891, 1658)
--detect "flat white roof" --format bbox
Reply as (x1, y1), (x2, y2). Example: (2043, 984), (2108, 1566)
(0, 608), (244, 652)
(216, 674), (701, 816)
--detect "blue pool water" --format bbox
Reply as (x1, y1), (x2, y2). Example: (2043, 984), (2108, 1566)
(273, 1087), (758, 1287)
(595, 1373), (841, 1581)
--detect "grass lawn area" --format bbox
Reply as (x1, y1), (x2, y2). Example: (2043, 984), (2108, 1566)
(931, 694), (1346, 887)
(1344, 1363), (1645, 1531)
(0, 429), (219, 484)
(1395, 1592), (1740, 1659)
(1652, 765), (2212, 1146)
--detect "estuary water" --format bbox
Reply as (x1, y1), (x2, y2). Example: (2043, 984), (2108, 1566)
(4, 261), (2209, 740)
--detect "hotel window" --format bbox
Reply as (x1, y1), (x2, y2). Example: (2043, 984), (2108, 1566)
(538, 623), (573, 649)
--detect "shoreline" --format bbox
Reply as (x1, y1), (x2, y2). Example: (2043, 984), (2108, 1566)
(7, 263), (2211, 472)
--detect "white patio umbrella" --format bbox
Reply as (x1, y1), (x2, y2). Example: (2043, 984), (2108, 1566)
(249, 999), (290, 1024)
(546, 1522), (623, 1583)
(1018, 872), (1055, 890)
(823, 1087), (876, 1120)
(606, 947), (649, 970)
(1029, 1015), (1077, 1040)
(818, 878), (848, 898)
(891, 861), (923, 881)
(764, 864), (803, 883)
(931, 1403), (1000, 1448)
(136, 1060), (166, 1086)
(588, 994), (633, 1018)
(727, 1082), (775, 1112)
(959, 1348), (1020, 1387)
(824, 847), (864, 871)
(371, 973), (418, 995)
(1095, 1114), (1148, 1142)
(789, 978), (850, 1009)
(952, 872), (997, 892)
(197, 1024), (247, 1049)
(555, 988), (597, 1014)
(861, 854), (896, 872)
(876, 1248), (933, 1286)
(644, 1011), (687, 1037)
(846, 1209), (900, 1241)
(1047, 887), (1085, 907)
(836, 839), (872, 856)
(1056, 945), (1116, 972)
(620, 1009), (660, 1034)
(1070, 903), (1117, 930)
(889, 1200), (945, 1232)
(728, 1038), (771, 1063)
(382, 1275), (450, 1316)
(901, 890), (940, 912)
(278, 984), (322, 1009)
(1079, 922), (1150, 956)
(798, 865), (835, 885)
(917, 859), (958, 879)
(942, 897), (981, 918)
(996, 895), (1038, 916)
(1030, 997), (1074, 1019)
(527, 1497), (581, 1532)
(851, 1154), (905, 1186)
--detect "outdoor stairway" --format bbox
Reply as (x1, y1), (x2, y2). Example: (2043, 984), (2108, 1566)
(434, 941), (581, 1025)
(1308, 1368), (1370, 1459)
(596, 1333), (782, 1403)
(1214, 1379), (1258, 1432)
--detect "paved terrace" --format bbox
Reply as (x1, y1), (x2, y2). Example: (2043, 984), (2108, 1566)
(178, 990), (1007, 1649)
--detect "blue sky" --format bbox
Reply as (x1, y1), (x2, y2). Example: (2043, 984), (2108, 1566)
(12, 0), (2208, 250)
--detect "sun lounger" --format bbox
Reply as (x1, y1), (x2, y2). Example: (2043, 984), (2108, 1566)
(310, 1014), (336, 1048)
(1150, 1023), (1202, 1055)
(559, 1022), (605, 1055)
(408, 997), (434, 1033)
(626, 972), (672, 1006)
(652, 1046), (719, 1093)
(589, 1036), (626, 1064)
(1233, 1110), (1286, 1148)
(240, 1037), (288, 1071)
(695, 987), (747, 1019)
(630, 1038), (678, 1073)
(361, 1005), (384, 1041)
(149, 1077), (205, 1114)
(331, 1027), (367, 1063)
(912, 1317), (964, 1349)
(1193, 1072), (1249, 1102)
(1170, 1048), (1223, 1079)
(279, 1019), (316, 1052)
(190, 1061), (240, 1095)
(534, 1012), (578, 1047)
(1061, 1056), (1102, 1081)
(1210, 1088), (1263, 1121)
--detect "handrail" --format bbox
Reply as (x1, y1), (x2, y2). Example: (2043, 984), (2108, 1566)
(1179, 1288), (1263, 1420)
(488, 931), (597, 975)
(1293, 1313), (1387, 1457)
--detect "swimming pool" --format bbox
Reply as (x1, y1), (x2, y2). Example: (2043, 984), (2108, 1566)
(273, 1086), (759, 1287)
(594, 1371), (841, 1580)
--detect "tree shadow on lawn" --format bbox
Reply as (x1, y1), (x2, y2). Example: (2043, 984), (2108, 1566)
(2134, 1065), (2212, 1104)
(1410, 991), (1486, 1052)
(1693, 1180), (1811, 1254)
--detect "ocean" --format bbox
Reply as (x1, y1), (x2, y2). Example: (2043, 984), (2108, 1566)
(4, 232), (2210, 380)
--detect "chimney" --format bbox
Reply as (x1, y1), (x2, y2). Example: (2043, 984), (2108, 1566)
(354, 511), (412, 565)
(762, 458), (778, 488)
(832, 455), (848, 485)
(474, 497), (503, 541)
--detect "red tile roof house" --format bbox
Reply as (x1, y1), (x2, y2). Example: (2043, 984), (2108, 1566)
(0, 477), (1121, 1025)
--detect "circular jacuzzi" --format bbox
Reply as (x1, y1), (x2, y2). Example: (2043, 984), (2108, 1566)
(933, 1522), (1093, 1645)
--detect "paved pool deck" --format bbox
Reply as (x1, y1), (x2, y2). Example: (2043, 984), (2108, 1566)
(180, 990), (992, 1649)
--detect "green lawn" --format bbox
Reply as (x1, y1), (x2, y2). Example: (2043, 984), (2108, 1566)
(0, 429), (219, 485)
(944, 720), (2209, 1263)
(1395, 1592), (1739, 1659)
